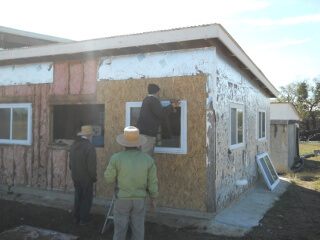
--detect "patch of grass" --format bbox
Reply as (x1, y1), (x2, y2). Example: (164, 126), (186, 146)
(289, 180), (298, 186)
(313, 179), (320, 191)
(283, 142), (320, 192)
(299, 142), (320, 156)
(292, 172), (319, 181)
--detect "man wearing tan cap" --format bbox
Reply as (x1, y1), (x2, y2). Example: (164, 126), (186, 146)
(104, 126), (158, 240)
(69, 125), (97, 226)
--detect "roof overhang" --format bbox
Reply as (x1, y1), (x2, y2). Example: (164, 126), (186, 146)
(0, 24), (278, 97)
(270, 102), (301, 120)
(0, 26), (74, 46)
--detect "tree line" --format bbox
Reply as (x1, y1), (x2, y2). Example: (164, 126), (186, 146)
(275, 76), (320, 133)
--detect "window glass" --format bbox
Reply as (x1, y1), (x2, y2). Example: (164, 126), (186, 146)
(0, 108), (10, 139)
(262, 112), (266, 138)
(258, 112), (262, 138)
(12, 108), (28, 140)
(230, 104), (244, 147)
(237, 109), (243, 143)
(156, 107), (181, 148)
(258, 111), (266, 139)
(129, 107), (141, 127)
(0, 103), (32, 145)
(231, 108), (237, 145)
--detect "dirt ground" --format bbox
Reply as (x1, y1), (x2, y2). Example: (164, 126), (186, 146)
(1, 182), (319, 240)
(1, 148), (320, 240)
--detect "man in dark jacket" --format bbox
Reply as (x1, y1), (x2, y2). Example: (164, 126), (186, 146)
(69, 125), (97, 226)
(137, 84), (179, 156)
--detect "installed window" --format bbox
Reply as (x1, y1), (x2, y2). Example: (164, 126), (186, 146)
(258, 110), (266, 140)
(0, 103), (32, 145)
(51, 104), (105, 147)
(230, 103), (244, 148)
(126, 101), (187, 154)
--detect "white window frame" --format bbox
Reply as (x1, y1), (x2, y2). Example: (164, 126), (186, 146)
(125, 100), (187, 154)
(0, 103), (32, 145)
(229, 103), (245, 149)
(257, 109), (267, 141)
(256, 152), (280, 190)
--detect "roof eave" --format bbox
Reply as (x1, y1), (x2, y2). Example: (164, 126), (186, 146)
(0, 26), (74, 43)
(0, 24), (278, 97)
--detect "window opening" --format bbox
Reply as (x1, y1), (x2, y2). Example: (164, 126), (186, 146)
(0, 103), (32, 145)
(126, 101), (187, 154)
(52, 104), (105, 147)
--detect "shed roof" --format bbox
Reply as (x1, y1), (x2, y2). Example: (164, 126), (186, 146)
(270, 102), (301, 121)
(0, 26), (74, 49)
(0, 24), (278, 97)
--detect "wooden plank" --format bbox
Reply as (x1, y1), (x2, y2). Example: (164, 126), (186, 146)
(69, 61), (83, 95)
(82, 60), (97, 94)
(48, 94), (97, 104)
(26, 147), (33, 187)
(0, 95), (33, 103)
(46, 149), (53, 189)
(32, 84), (41, 187)
(0, 86), (4, 97)
(2, 146), (14, 184)
(13, 145), (27, 185)
(38, 84), (50, 189)
(52, 149), (68, 190)
(4, 86), (15, 96)
(15, 84), (34, 96)
(65, 150), (74, 191)
(52, 62), (69, 95)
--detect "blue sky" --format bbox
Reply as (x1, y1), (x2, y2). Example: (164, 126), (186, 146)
(1, 0), (319, 89)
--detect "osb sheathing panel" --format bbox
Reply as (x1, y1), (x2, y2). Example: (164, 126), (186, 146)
(96, 75), (207, 211)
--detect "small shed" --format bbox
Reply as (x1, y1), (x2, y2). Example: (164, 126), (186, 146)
(0, 24), (278, 214)
(270, 102), (301, 173)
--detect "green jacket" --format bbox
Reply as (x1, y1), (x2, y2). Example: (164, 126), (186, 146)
(104, 149), (158, 200)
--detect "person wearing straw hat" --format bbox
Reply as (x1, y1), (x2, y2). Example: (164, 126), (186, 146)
(69, 125), (97, 226)
(137, 83), (180, 156)
(104, 126), (158, 240)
